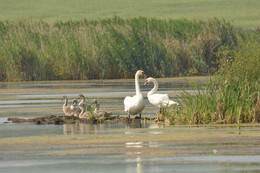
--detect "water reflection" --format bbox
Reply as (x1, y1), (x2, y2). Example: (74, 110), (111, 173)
(63, 123), (100, 135)
(125, 141), (161, 173)
(125, 150), (143, 173)
(125, 141), (160, 148)
(125, 142), (144, 148)
(62, 122), (160, 136)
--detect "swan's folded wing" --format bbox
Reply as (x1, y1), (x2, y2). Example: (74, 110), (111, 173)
(167, 100), (179, 106)
(148, 94), (168, 106)
(153, 93), (169, 102)
(124, 96), (133, 112)
(124, 95), (142, 112)
(161, 95), (179, 107)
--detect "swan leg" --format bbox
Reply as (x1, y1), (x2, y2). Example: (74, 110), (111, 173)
(159, 108), (162, 114)
(128, 113), (130, 119)
(139, 113), (142, 118)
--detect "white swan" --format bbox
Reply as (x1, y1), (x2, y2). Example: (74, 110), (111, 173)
(61, 96), (74, 116)
(124, 70), (146, 119)
(144, 77), (179, 113)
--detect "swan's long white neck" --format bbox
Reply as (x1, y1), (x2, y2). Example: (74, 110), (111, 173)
(148, 79), (158, 95)
(135, 72), (141, 95)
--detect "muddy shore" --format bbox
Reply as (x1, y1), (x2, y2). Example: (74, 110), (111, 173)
(7, 115), (157, 125)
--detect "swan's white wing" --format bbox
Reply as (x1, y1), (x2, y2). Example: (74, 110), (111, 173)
(167, 100), (179, 106)
(124, 96), (134, 112)
(148, 94), (169, 107)
(160, 94), (179, 107)
(148, 93), (178, 108)
(124, 95), (145, 115)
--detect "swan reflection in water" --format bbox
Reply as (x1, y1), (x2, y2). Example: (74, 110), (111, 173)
(125, 141), (160, 173)
(63, 123), (100, 135)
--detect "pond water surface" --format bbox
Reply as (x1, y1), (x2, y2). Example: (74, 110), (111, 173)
(0, 77), (202, 117)
(1, 77), (260, 173)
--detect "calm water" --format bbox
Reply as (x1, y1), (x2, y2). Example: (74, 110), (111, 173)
(1, 77), (260, 173)
(0, 77), (203, 138)
(0, 77), (207, 118)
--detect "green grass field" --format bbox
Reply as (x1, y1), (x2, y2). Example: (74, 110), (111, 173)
(0, 0), (259, 28)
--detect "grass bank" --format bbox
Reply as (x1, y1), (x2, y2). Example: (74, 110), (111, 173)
(0, 0), (259, 28)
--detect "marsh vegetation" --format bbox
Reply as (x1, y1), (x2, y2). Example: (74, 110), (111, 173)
(0, 17), (239, 81)
(168, 39), (260, 124)
(0, 16), (259, 125)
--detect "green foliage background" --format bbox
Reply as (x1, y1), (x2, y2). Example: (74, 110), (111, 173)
(0, 17), (240, 81)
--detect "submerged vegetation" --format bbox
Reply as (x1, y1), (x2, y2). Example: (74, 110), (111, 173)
(0, 17), (239, 81)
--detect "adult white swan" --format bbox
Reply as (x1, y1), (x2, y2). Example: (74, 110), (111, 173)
(144, 77), (179, 113)
(124, 70), (146, 119)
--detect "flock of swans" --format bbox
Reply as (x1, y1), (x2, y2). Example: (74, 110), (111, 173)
(61, 70), (179, 119)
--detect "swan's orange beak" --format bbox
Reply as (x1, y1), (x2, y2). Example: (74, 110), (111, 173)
(144, 80), (149, 85)
(143, 73), (147, 77)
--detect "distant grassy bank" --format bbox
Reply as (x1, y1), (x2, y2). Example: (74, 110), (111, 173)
(0, 0), (260, 28)
(1, 17), (250, 81)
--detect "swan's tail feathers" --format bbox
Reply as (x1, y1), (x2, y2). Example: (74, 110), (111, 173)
(168, 100), (179, 106)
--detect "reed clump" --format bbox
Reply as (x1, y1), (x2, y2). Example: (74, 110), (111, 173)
(0, 17), (238, 81)
(169, 39), (260, 124)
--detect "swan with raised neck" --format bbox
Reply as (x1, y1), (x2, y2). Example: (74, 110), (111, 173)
(144, 77), (179, 113)
(124, 70), (146, 119)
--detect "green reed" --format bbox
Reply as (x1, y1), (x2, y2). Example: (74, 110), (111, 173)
(170, 40), (260, 124)
(0, 17), (239, 81)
